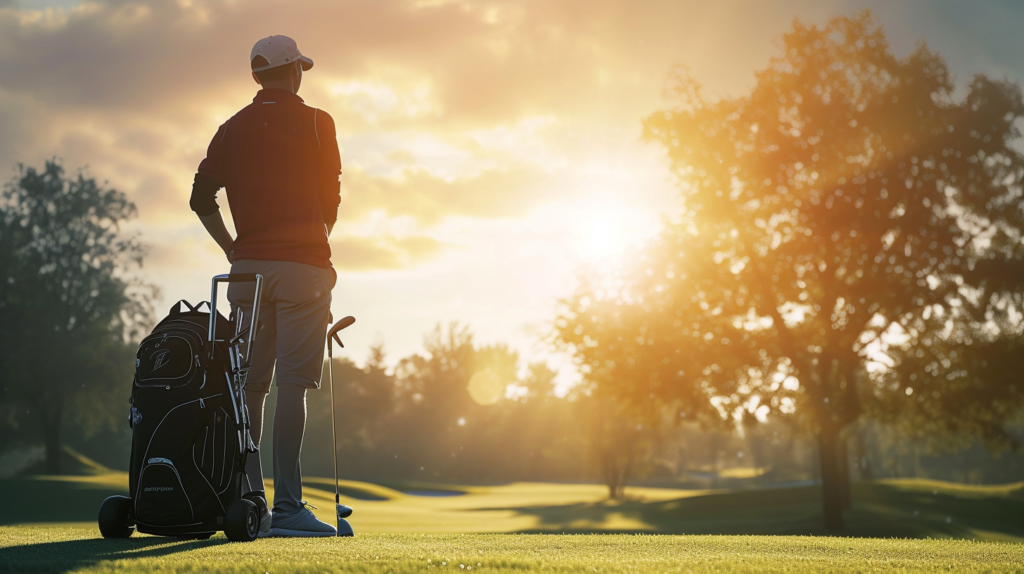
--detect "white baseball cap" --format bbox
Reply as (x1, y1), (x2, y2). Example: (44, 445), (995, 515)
(250, 35), (314, 72)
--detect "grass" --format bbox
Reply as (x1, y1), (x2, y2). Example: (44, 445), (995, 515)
(1, 467), (1022, 572)
(2, 527), (1023, 573)
(3, 471), (1022, 540)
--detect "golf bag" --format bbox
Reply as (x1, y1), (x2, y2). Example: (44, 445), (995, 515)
(98, 273), (267, 542)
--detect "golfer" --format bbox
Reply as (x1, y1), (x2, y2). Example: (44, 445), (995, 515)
(189, 35), (341, 537)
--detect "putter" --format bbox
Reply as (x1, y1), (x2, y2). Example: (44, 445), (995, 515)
(327, 316), (356, 537)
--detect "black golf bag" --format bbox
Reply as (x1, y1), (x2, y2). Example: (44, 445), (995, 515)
(99, 273), (267, 542)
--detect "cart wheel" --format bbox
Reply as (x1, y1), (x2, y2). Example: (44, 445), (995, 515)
(337, 518), (354, 537)
(225, 499), (259, 542)
(98, 495), (134, 539)
(243, 492), (269, 531)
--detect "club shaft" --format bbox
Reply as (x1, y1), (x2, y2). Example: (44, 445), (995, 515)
(329, 344), (340, 504)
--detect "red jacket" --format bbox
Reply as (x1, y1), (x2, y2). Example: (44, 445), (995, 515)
(191, 89), (341, 269)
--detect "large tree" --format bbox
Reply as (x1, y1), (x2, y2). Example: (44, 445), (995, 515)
(555, 12), (1024, 530)
(0, 160), (154, 473)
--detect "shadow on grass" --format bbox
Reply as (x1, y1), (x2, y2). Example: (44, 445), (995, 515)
(300, 481), (390, 501)
(1, 476), (231, 572)
(0, 536), (227, 573)
(377, 480), (479, 495)
(501, 482), (1024, 540)
(0, 477), (128, 526)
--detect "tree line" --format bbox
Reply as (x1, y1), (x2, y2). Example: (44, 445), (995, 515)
(0, 161), (652, 494)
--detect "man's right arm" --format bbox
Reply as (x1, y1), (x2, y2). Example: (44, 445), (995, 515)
(199, 212), (235, 257)
(191, 124), (234, 259)
(190, 173), (235, 258)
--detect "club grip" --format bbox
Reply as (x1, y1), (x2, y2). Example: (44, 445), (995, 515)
(220, 273), (259, 283)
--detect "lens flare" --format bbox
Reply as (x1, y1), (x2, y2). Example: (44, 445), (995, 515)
(467, 369), (504, 405)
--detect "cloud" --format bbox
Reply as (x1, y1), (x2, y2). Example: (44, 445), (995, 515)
(6, 0), (1023, 132)
(0, 87), (54, 177)
(0, 0), (632, 242)
(144, 238), (202, 269)
(340, 163), (556, 226)
(330, 232), (451, 271)
(0, 0), (756, 125)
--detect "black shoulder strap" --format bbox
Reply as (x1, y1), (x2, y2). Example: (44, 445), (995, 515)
(314, 108), (321, 149)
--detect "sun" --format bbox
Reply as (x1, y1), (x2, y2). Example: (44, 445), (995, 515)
(572, 204), (627, 262)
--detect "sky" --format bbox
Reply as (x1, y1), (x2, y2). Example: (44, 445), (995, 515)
(2, 0), (1023, 389)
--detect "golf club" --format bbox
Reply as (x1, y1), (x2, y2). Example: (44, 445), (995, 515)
(327, 316), (356, 537)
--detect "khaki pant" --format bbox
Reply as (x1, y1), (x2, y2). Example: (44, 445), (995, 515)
(228, 259), (335, 516)
(227, 259), (335, 393)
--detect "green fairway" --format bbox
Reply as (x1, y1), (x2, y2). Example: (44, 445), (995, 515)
(1, 472), (1022, 572)
(2, 527), (1022, 573)
(2, 472), (1022, 540)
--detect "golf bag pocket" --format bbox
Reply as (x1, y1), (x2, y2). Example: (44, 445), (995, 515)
(136, 458), (194, 526)
(194, 406), (236, 492)
(135, 327), (205, 389)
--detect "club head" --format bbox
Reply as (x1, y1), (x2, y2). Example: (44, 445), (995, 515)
(337, 517), (354, 537)
(328, 316), (356, 339)
(337, 503), (353, 518)
(328, 316), (356, 350)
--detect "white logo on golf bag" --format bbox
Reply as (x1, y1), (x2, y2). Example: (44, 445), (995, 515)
(150, 349), (172, 371)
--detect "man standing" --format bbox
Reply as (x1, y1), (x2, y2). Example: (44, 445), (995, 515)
(189, 35), (341, 537)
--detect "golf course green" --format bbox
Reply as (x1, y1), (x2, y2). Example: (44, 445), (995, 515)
(3, 528), (1024, 573)
(1, 459), (1022, 572)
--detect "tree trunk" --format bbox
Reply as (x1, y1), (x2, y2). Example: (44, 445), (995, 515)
(837, 433), (852, 509)
(604, 456), (624, 499)
(817, 427), (844, 531)
(602, 446), (633, 499)
(603, 456), (619, 499)
(912, 443), (921, 478)
(618, 452), (634, 499)
(42, 404), (63, 474)
(855, 427), (873, 481)
(609, 478), (624, 499)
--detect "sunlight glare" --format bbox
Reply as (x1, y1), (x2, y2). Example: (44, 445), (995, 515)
(572, 204), (627, 262)
(467, 369), (504, 406)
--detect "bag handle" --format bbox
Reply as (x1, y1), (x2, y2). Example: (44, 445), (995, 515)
(168, 300), (196, 316)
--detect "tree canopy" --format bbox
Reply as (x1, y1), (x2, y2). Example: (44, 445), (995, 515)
(555, 12), (1024, 529)
(0, 160), (154, 472)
